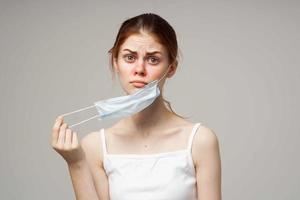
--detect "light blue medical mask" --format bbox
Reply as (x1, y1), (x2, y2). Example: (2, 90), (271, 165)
(61, 65), (171, 128)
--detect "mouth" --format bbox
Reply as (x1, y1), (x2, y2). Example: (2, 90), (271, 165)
(130, 81), (147, 88)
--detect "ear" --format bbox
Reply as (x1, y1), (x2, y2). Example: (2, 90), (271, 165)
(113, 58), (119, 73)
(167, 61), (178, 78)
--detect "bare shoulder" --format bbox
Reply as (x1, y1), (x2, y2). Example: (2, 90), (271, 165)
(192, 124), (221, 167)
(195, 125), (220, 148)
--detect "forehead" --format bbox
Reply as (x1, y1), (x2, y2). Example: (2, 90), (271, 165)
(120, 33), (166, 53)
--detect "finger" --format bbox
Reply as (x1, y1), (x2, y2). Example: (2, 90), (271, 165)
(65, 128), (73, 148)
(72, 131), (79, 147)
(52, 116), (64, 145)
(55, 115), (64, 124)
(58, 123), (67, 145)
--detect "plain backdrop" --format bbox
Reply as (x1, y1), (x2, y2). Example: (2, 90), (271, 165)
(0, 0), (299, 199)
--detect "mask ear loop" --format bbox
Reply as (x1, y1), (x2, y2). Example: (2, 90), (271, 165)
(157, 64), (172, 83)
(61, 105), (95, 117)
(60, 105), (101, 128)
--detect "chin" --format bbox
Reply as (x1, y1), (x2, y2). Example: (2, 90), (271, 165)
(129, 88), (140, 94)
(123, 83), (143, 95)
(124, 87), (136, 95)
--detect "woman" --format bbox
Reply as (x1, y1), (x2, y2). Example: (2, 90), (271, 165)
(51, 13), (222, 200)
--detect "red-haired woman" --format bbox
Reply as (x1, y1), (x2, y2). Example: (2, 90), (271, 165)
(51, 13), (222, 200)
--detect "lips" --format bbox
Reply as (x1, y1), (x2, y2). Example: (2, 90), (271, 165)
(130, 80), (147, 88)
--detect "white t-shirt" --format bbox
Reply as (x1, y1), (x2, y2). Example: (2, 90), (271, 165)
(100, 123), (202, 200)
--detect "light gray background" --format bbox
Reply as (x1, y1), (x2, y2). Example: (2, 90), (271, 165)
(1, 0), (299, 199)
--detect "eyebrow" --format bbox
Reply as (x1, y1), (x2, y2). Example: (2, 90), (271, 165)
(122, 49), (162, 55)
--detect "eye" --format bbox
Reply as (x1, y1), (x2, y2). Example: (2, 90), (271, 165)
(124, 54), (136, 62)
(148, 56), (160, 65)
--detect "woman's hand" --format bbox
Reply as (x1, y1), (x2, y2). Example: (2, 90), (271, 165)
(51, 116), (86, 165)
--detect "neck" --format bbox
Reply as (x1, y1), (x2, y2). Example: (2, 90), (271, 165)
(118, 95), (173, 135)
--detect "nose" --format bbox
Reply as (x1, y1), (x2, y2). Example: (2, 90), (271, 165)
(133, 58), (147, 76)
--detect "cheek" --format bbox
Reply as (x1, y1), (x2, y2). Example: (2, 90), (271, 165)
(117, 60), (132, 73)
(147, 69), (162, 79)
(143, 67), (168, 80)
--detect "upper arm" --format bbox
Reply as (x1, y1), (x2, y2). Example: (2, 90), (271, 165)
(81, 132), (110, 200)
(193, 126), (222, 200)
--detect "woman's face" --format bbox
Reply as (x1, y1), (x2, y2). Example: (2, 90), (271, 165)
(114, 32), (174, 94)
